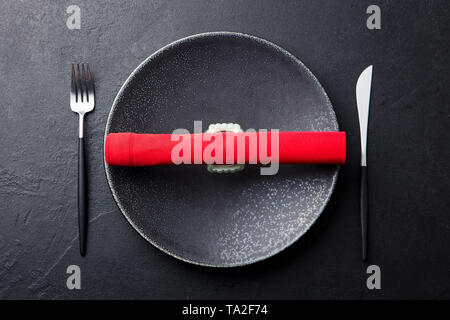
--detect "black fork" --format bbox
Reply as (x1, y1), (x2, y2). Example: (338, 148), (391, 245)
(70, 64), (95, 256)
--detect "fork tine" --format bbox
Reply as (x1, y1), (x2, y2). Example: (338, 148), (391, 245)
(86, 64), (95, 104)
(71, 64), (77, 105)
(76, 64), (83, 102)
(81, 64), (88, 103)
(86, 64), (91, 79)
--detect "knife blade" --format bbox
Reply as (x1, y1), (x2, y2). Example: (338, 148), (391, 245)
(356, 65), (373, 261)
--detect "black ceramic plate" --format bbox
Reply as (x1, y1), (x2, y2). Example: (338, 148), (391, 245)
(105, 32), (339, 267)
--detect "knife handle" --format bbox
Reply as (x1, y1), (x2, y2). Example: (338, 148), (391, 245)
(360, 165), (368, 260)
(78, 137), (87, 256)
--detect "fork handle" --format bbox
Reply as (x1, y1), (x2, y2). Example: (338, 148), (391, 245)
(78, 137), (87, 256)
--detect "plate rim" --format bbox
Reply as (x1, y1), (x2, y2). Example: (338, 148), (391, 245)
(104, 31), (340, 267)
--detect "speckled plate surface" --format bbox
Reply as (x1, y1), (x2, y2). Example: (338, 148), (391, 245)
(105, 32), (339, 267)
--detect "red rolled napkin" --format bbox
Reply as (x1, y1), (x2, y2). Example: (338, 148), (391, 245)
(105, 131), (346, 166)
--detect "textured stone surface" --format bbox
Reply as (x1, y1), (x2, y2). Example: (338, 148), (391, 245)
(0, 0), (449, 299)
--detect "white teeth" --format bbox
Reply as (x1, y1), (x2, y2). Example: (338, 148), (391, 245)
(206, 123), (245, 174)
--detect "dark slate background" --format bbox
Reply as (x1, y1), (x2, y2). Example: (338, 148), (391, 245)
(0, 0), (449, 299)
